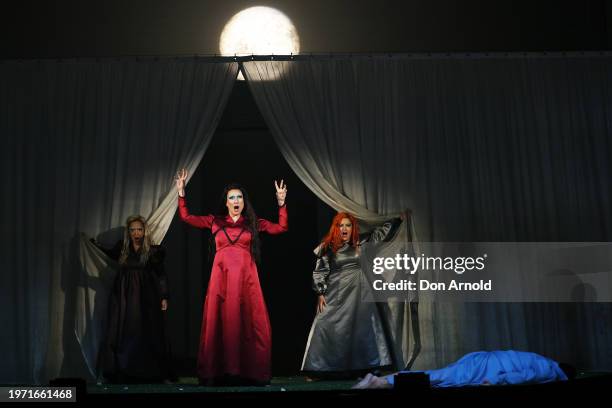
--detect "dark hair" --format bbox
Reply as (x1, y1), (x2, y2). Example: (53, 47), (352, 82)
(208, 183), (261, 264)
(558, 363), (577, 380)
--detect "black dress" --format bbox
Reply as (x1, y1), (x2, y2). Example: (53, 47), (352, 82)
(95, 241), (173, 383)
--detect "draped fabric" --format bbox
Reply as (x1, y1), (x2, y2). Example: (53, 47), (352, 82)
(0, 59), (238, 383)
(386, 350), (568, 387)
(2, 53), (612, 385)
(243, 59), (421, 370)
(243, 56), (612, 371)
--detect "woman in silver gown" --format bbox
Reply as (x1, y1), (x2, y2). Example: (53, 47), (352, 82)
(301, 211), (405, 377)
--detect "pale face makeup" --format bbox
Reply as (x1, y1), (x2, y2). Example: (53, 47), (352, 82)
(226, 189), (244, 219)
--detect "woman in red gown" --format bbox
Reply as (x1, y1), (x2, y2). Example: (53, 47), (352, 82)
(175, 169), (288, 385)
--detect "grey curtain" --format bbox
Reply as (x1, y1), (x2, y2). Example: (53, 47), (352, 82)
(243, 55), (612, 371)
(0, 58), (238, 383)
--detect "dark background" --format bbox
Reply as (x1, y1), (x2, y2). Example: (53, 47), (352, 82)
(4, 0), (611, 376)
(161, 82), (337, 375)
(1, 0), (611, 58)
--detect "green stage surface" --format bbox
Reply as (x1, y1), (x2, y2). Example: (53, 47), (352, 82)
(87, 371), (611, 395)
(88, 376), (356, 394)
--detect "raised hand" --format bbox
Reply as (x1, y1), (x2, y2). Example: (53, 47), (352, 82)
(175, 168), (188, 197)
(274, 179), (287, 206)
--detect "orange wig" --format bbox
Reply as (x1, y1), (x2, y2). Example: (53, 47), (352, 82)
(320, 212), (360, 254)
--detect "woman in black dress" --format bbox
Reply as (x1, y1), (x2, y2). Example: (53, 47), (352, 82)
(92, 215), (173, 383)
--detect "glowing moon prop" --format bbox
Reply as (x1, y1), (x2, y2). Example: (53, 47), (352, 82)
(220, 7), (300, 79)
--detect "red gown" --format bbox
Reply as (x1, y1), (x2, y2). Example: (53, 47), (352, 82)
(178, 196), (288, 383)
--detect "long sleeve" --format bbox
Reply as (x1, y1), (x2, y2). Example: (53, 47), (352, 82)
(150, 246), (169, 300)
(312, 249), (331, 295)
(178, 196), (214, 229)
(258, 204), (288, 234)
(91, 239), (122, 261)
(366, 217), (403, 244)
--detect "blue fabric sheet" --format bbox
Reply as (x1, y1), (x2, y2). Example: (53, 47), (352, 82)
(387, 350), (568, 387)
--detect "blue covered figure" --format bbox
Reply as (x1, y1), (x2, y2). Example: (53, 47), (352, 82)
(353, 351), (570, 389)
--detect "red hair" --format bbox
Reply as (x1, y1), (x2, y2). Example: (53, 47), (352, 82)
(320, 212), (360, 254)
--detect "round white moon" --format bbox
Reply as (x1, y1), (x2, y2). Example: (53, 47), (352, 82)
(220, 7), (300, 56)
(219, 7), (300, 79)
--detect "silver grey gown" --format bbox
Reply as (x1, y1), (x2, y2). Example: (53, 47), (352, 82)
(301, 218), (402, 372)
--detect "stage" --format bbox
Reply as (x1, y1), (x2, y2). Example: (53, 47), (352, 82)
(74, 372), (612, 402)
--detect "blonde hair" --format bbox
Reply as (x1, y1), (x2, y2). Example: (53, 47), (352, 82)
(119, 215), (154, 265)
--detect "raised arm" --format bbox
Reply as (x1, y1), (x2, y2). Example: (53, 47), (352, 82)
(258, 205), (288, 234)
(90, 239), (123, 261)
(366, 217), (403, 243)
(178, 196), (214, 229)
(258, 179), (289, 234)
(365, 209), (411, 243)
(175, 168), (214, 229)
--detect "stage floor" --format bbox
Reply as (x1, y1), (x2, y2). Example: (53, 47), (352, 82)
(89, 376), (355, 394)
(82, 372), (612, 401)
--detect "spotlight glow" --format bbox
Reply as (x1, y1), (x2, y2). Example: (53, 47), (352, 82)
(219, 6), (300, 79)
